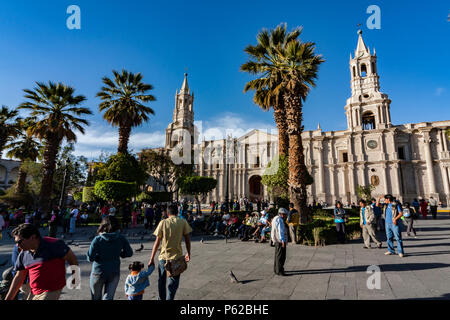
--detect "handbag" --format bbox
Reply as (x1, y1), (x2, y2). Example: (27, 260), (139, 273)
(164, 256), (187, 277)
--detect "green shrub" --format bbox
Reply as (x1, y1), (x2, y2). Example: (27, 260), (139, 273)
(136, 191), (172, 204)
(100, 153), (148, 185)
(94, 180), (137, 202)
(73, 191), (83, 201)
(82, 187), (96, 203)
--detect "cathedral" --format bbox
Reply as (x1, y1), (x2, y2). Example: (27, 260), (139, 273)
(154, 31), (450, 206)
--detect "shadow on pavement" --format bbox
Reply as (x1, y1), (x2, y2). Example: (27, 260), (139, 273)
(283, 262), (450, 276)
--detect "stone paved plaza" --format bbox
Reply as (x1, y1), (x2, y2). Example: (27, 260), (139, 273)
(1, 214), (450, 300)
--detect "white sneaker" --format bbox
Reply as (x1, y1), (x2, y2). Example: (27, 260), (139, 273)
(384, 251), (394, 255)
(399, 253), (404, 258)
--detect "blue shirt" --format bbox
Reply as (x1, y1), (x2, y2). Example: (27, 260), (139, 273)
(362, 208), (366, 225)
(385, 203), (402, 225)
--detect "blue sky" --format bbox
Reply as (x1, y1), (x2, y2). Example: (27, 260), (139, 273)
(0, 0), (449, 159)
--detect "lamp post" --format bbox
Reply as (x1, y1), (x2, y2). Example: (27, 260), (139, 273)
(59, 158), (71, 209)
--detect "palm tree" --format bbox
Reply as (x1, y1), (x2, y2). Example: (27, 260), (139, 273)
(241, 24), (302, 157)
(97, 69), (156, 154)
(5, 119), (41, 193)
(18, 81), (92, 213)
(242, 24), (324, 223)
(0, 106), (21, 158)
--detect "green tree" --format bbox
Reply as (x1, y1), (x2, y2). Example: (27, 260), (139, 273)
(94, 180), (137, 202)
(262, 154), (289, 201)
(18, 81), (92, 214)
(178, 176), (217, 212)
(82, 187), (97, 203)
(139, 149), (178, 192)
(242, 24), (324, 223)
(5, 119), (41, 194)
(241, 24), (302, 156)
(100, 153), (148, 186)
(356, 185), (375, 202)
(97, 69), (156, 154)
(446, 128), (450, 140)
(0, 106), (21, 158)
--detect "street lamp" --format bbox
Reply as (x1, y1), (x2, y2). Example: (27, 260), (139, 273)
(59, 158), (71, 208)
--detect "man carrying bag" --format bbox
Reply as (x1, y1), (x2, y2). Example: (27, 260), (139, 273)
(148, 204), (192, 300)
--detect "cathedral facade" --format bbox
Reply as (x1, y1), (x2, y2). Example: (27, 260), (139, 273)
(159, 31), (450, 206)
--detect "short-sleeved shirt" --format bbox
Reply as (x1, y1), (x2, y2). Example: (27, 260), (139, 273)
(14, 237), (70, 295)
(154, 216), (192, 261)
(385, 203), (402, 225)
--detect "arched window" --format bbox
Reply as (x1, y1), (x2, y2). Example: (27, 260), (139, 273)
(362, 111), (376, 130)
(361, 64), (367, 77)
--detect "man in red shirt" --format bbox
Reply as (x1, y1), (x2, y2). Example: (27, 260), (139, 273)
(5, 223), (78, 300)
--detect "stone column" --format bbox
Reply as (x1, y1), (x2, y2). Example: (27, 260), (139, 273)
(348, 164), (356, 203)
(329, 166), (336, 203)
(316, 141), (325, 195)
(382, 163), (389, 194)
(392, 162), (401, 198)
(422, 130), (437, 195)
(439, 164), (450, 203)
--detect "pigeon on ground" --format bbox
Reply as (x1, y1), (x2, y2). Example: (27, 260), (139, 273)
(200, 238), (204, 244)
(229, 270), (240, 284)
(135, 244), (144, 252)
(0, 260), (8, 267)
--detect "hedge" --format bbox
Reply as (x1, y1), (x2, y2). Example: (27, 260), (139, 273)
(136, 191), (172, 204)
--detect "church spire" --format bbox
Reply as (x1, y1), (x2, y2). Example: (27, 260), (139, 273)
(180, 73), (189, 94)
(355, 30), (369, 56)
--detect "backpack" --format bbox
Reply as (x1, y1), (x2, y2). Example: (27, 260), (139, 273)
(403, 208), (411, 218)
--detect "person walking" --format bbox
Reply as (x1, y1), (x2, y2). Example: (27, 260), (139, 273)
(5, 223), (78, 300)
(148, 204), (191, 300)
(403, 202), (417, 237)
(371, 198), (384, 232)
(377, 194), (405, 257)
(412, 198), (420, 219)
(69, 206), (78, 236)
(122, 202), (131, 229)
(124, 261), (155, 300)
(287, 203), (299, 244)
(419, 199), (428, 219)
(334, 201), (346, 244)
(87, 216), (133, 300)
(359, 199), (382, 249)
(62, 207), (71, 234)
(429, 197), (438, 219)
(144, 204), (154, 230)
(48, 209), (59, 238)
(271, 208), (288, 276)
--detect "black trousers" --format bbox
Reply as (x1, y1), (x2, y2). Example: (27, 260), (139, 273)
(274, 242), (286, 275)
(431, 206), (437, 219)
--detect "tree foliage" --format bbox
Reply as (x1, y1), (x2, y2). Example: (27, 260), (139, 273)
(136, 191), (172, 204)
(94, 180), (137, 202)
(100, 153), (148, 185)
(356, 184), (375, 202)
(82, 187), (96, 203)
(178, 176), (217, 197)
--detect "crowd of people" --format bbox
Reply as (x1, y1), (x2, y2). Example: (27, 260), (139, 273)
(0, 194), (447, 300)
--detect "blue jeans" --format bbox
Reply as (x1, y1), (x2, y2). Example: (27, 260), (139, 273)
(90, 272), (120, 300)
(386, 222), (404, 254)
(128, 294), (143, 300)
(158, 259), (180, 300)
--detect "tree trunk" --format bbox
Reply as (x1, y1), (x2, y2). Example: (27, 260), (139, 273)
(15, 166), (27, 194)
(273, 105), (289, 157)
(284, 93), (310, 224)
(39, 136), (61, 216)
(118, 125), (131, 154)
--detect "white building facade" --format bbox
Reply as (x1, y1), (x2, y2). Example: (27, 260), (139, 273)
(159, 32), (450, 205)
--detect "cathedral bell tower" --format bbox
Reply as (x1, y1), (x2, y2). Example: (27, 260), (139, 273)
(165, 73), (195, 150)
(345, 30), (392, 131)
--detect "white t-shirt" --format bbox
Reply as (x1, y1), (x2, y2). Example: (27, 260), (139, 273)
(71, 209), (79, 219)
